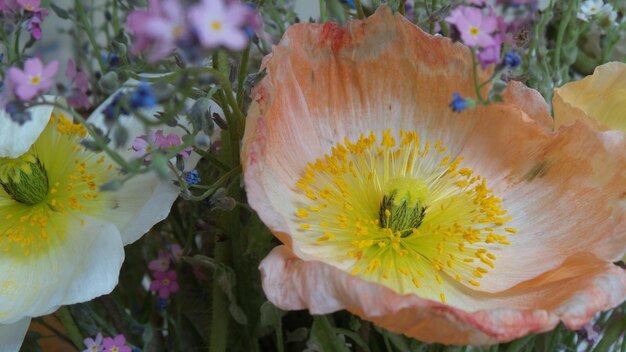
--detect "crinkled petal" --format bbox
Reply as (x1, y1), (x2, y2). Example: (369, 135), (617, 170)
(553, 61), (626, 131)
(261, 246), (626, 345)
(502, 80), (553, 131)
(0, 104), (53, 158)
(0, 318), (30, 352)
(0, 217), (123, 324)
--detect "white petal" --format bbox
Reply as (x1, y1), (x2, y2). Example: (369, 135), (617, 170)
(103, 174), (180, 245)
(0, 218), (124, 324)
(0, 317), (30, 352)
(0, 104), (53, 158)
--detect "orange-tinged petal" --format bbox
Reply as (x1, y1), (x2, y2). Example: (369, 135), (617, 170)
(553, 62), (626, 131)
(503, 80), (554, 131)
(261, 246), (626, 345)
(244, 7), (626, 344)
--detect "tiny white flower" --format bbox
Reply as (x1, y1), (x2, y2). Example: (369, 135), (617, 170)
(578, 0), (606, 21)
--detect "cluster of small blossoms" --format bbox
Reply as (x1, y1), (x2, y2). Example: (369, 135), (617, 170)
(148, 244), (183, 304)
(0, 0), (48, 40)
(132, 129), (192, 163)
(83, 333), (133, 352)
(445, 0), (532, 112)
(126, 0), (262, 63)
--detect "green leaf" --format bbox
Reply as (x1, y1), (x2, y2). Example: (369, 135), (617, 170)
(311, 315), (351, 352)
(49, 3), (70, 19)
(259, 301), (286, 329)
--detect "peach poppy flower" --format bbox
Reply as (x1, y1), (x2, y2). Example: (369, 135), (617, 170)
(242, 7), (626, 345)
(553, 61), (626, 132)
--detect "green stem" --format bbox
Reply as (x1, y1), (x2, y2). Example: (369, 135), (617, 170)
(470, 49), (488, 105)
(13, 26), (21, 63)
(112, 0), (121, 35)
(320, 0), (328, 22)
(34, 318), (77, 347)
(193, 148), (231, 172)
(275, 312), (285, 352)
(237, 45), (251, 108)
(429, 0), (437, 34)
(75, 0), (106, 72)
(57, 307), (83, 350)
(553, 0), (576, 82)
(354, 0), (365, 18)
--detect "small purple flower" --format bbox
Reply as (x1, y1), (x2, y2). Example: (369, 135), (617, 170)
(148, 251), (171, 272)
(189, 0), (250, 51)
(446, 6), (498, 48)
(126, 0), (187, 62)
(7, 57), (58, 100)
(102, 335), (132, 352)
(150, 269), (179, 299)
(83, 333), (104, 352)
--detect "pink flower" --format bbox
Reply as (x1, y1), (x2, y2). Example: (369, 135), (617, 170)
(131, 130), (192, 161)
(7, 57), (58, 101)
(126, 0), (186, 62)
(476, 39), (502, 68)
(83, 333), (103, 352)
(148, 251), (171, 272)
(150, 269), (179, 299)
(170, 243), (183, 262)
(189, 0), (250, 50)
(446, 6), (498, 48)
(102, 335), (131, 352)
(65, 59), (91, 109)
(16, 0), (40, 11)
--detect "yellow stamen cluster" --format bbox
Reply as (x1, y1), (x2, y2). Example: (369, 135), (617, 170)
(293, 130), (515, 304)
(0, 114), (114, 257)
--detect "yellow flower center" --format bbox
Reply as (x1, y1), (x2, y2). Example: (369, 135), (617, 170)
(293, 130), (515, 304)
(211, 21), (223, 31)
(172, 25), (183, 38)
(0, 114), (115, 257)
(469, 26), (480, 37)
(30, 76), (41, 85)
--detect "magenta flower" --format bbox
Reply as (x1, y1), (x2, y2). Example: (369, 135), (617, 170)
(126, 0), (186, 62)
(148, 251), (171, 272)
(446, 6), (498, 48)
(150, 269), (179, 299)
(7, 57), (58, 101)
(102, 335), (131, 352)
(83, 333), (103, 352)
(189, 0), (250, 50)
